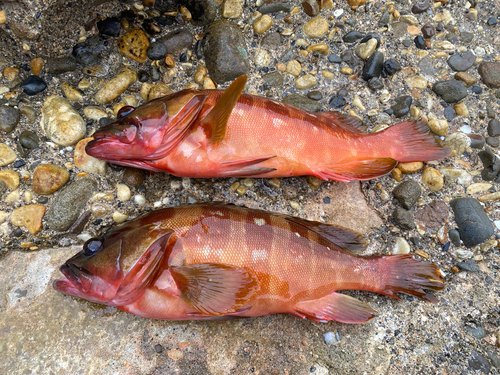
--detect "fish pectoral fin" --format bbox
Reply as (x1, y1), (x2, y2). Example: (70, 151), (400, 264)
(318, 111), (367, 133)
(170, 263), (259, 316)
(285, 217), (366, 254)
(200, 75), (248, 144)
(219, 156), (277, 177)
(294, 292), (377, 324)
(318, 158), (397, 182)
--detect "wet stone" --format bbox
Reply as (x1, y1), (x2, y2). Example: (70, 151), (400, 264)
(258, 1), (292, 14)
(46, 177), (97, 232)
(20, 75), (47, 96)
(478, 148), (500, 181)
(468, 134), (485, 149)
(118, 27), (150, 63)
(157, 29), (194, 56)
(146, 42), (167, 60)
(412, 2), (429, 14)
(381, 59), (401, 77)
(41, 96), (86, 146)
(343, 31), (364, 43)
(414, 35), (426, 50)
(182, 0), (218, 26)
(328, 54), (342, 63)
(478, 62), (500, 88)
(10, 205), (46, 235)
(378, 10), (390, 27)
(421, 23), (435, 39)
(20, 105), (37, 124)
(391, 96), (412, 118)
(468, 351), (491, 374)
(485, 137), (500, 148)
(137, 70), (149, 82)
(303, 17), (329, 39)
(0, 143), (17, 167)
(45, 57), (77, 75)
(283, 94), (321, 112)
(122, 167), (145, 187)
(393, 207), (416, 230)
(306, 91), (322, 101)
(97, 17), (120, 37)
(72, 35), (105, 66)
(450, 198), (494, 247)
(448, 229), (461, 247)
(415, 201), (449, 230)
(392, 180), (421, 209)
(457, 260), (480, 272)
(261, 32), (281, 49)
(447, 51), (476, 72)
(368, 77), (384, 91)
(19, 130), (39, 150)
(329, 94), (346, 109)
(443, 106), (455, 121)
(362, 51), (384, 81)
(33, 164), (70, 195)
(302, 0), (319, 17)
(262, 71), (284, 89)
(432, 80), (468, 103)
(360, 33), (381, 48)
(488, 119), (500, 137)
(0, 105), (20, 133)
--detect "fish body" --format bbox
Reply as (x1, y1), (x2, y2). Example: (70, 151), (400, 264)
(54, 204), (444, 323)
(86, 76), (450, 182)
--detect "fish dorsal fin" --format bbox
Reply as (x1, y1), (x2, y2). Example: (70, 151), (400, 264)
(170, 263), (258, 316)
(286, 216), (366, 254)
(319, 111), (367, 133)
(200, 75), (248, 143)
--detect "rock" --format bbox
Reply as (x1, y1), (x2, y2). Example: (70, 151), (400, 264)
(432, 80), (468, 103)
(46, 177), (97, 231)
(393, 207), (416, 230)
(485, 136), (500, 148)
(355, 38), (377, 60)
(222, 0), (243, 19)
(181, 0), (218, 26)
(41, 96), (86, 146)
(74, 138), (107, 175)
(421, 23), (435, 39)
(122, 168), (145, 187)
(45, 57), (77, 75)
(445, 132), (470, 156)
(83, 107), (108, 121)
(94, 67), (137, 104)
(202, 21), (249, 84)
(414, 35), (426, 49)
(19, 75), (47, 96)
(0, 143), (17, 167)
(398, 162), (423, 174)
(61, 82), (84, 102)
(157, 29), (194, 56)
(254, 49), (271, 68)
(307, 91), (322, 101)
(347, 0), (366, 9)
(33, 164), (70, 195)
(457, 259), (480, 272)
(302, 0), (320, 16)
(447, 51), (476, 72)
(0, 170), (19, 189)
(450, 198), (494, 247)
(118, 27), (150, 63)
(286, 60), (301, 77)
(295, 74), (317, 89)
(328, 54), (342, 63)
(448, 229), (461, 246)
(487, 119), (500, 137)
(468, 351), (491, 374)
(368, 77), (384, 91)
(415, 201), (449, 230)
(97, 17), (120, 37)
(412, 2), (430, 14)
(10, 205), (46, 235)
(329, 94), (346, 109)
(362, 51), (384, 81)
(3, 67), (19, 81)
(20, 105), (37, 124)
(261, 32), (281, 49)
(343, 31), (364, 43)
(468, 134), (485, 149)
(478, 62), (500, 88)
(406, 76), (427, 90)
(262, 71), (284, 88)
(282, 94), (321, 112)
(422, 167), (444, 192)
(146, 41), (167, 61)
(258, 1), (293, 14)
(303, 17), (329, 39)
(72, 35), (105, 66)
(253, 15), (273, 34)
(112, 211), (128, 224)
(391, 96), (412, 118)
(116, 183), (131, 202)
(0, 105), (20, 133)
(148, 83), (173, 100)
(393, 180), (421, 209)
(393, 237), (411, 254)
(428, 119), (448, 136)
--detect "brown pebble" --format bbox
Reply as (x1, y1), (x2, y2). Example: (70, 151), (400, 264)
(392, 168), (403, 181)
(148, 83), (173, 100)
(30, 57), (43, 75)
(308, 175), (323, 189)
(118, 27), (150, 63)
(398, 162), (423, 174)
(454, 72), (478, 87)
(164, 54), (175, 68)
(3, 67), (19, 81)
(346, 0), (366, 9)
(33, 164), (70, 195)
(122, 167), (145, 187)
(10, 204), (46, 235)
(415, 249), (428, 258)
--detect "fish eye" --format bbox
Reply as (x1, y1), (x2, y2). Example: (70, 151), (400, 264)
(117, 106), (135, 118)
(83, 238), (103, 257)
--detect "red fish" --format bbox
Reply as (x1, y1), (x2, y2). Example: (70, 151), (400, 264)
(86, 76), (450, 182)
(54, 204), (444, 323)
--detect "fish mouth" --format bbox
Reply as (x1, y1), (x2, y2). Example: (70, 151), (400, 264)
(55, 263), (93, 294)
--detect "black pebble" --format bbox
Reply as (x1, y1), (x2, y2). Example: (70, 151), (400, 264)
(457, 259), (480, 272)
(391, 96), (412, 118)
(485, 137), (500, 148)
(19, 130), (39, 149)
(402, 39), (412, 47)
(154, 344), (163, 353)
(488, 119), (500, 137)
(471, 86), (482, 94)
(13, 228), (23, 237)
(97, 17), (121, 37)
(360, 33), (381, 48)
(381, 59), (401, 77)
(343, 31), (364, 43)
(450, 198), (494, 247)
(146, 41), (168, 60)
(323, 197), (330, 204)
(362, 51), (384, 81)
(137, 70), (149, 82)
(414, 35), (427, 49)
(468, 134), (485, 149)
(307, 91), (322, 101)
(13, 160), (25, 168)
(38, 196), (49, 204)
(412, 2), (430, 14)
(448, 229), (461, 247)
(328, 54), (342, 63)
(329, 94), (346, 109)
(150, 65), (160, 81)
(487, 17), (498, 26)
(392, 180), (421, 209)
(393, 207), (416, 230)
(368, 77), (384, 91)
(20, 75), (47, 96)
(443, 106), (456, 121)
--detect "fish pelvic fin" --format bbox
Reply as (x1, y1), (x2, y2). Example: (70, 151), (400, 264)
(319, 111), (367, 133)
(218, 156), (277, 177)
(316, 157), (397, 182)
(377, 254), (444, 303)
(170, 263), (258, 316)
(379, 120), (451, 162)
(200, 75), (248, 144)
(293, 292), (377, 324)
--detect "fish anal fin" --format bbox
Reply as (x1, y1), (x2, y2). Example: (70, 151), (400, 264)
(219, 156), (277, 177)
(319, 111), (367, 133)
(286, 217), (366, 254)
(294, 292), (377, 324)
(319, 158), (397, 182)
(200, 75), (248, 144)
(170, 263), (259, 316)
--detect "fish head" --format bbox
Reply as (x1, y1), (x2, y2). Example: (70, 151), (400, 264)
(53, 221), (174, 306)
(86, 90), (207, 168)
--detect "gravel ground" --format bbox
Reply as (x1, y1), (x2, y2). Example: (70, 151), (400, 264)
(0, 0), (499, 374)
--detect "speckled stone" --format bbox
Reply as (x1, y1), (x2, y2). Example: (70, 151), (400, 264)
(392, 180), (421, 209)
(122, 168), (145, 187)
(118, 27), (150, 63)
(41, 96), (86, 146)
(415, 200), (449, 230)
(94, 67), (137, 104)
(33, 164), (70, 195)
(0, 105), (20, 133)
(432, 80), (468, 103)
(478, 62), (500, 88)
(447, 51), (476, 72)
(74, 138), (107, 175)
(393, 207), (416, 230)
(72, 35), (105, 66)
(303, 17), (329, 39)
(45, 57), (77, 75)
(156, 28), (194, 56)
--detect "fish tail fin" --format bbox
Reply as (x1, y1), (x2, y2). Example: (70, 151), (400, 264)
(379, 121), (451, 162)
(377, 254), (444, 303)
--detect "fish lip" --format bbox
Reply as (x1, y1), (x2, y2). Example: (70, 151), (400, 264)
(53, 277), (82, 297)
(59, 263), (92, 294)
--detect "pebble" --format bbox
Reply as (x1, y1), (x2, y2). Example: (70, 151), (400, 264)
(415, 201), (449, 230)
(447, 51), (476, 72)
(368, 77), (384, 91)
(393, 237), (411, 255)
(453, 102), (469, 117)
(427, 119), (448, 136)
(478, 62), (500, 88)
(10, 205), (46, 235)
(33, 164), (70, 195)
(253, 15), (273, 34)
(83, 107), (108, 121)
(432, 80), (467, 103)
(122, 167), (145, 187)
(0, 170), (19, 189)
(382, 59), (401, 77)
(222, 0), (243, 19)
(203, 21), (249, 84)
(323, 332), (339, 345)
(82, 64), (109, 78)
(486, 137), (499, 148)
(74, 138), (107, 175)
(41, 96), (86, 146)
(286, 60), (301, 77)
(343, 31), (364, 43)
(282, 94), (321, 112)
(448, 229), (461, 247)
(97, 17), (120, 36)
(488, 119), (500, 137)
(118, 27), (150, 63)
(30, 57), (43, 75)
(340, 67), (353, 75)
(45, 57), (77, 75)
(362, 51), (384, 81)
(116, 183), (131, 201)
(450, 198), (494, 248)
(347, 0), (366, 9)
(406, 76), (427, 90)
(0, 105), (20, 133)
(445, 132), (470, 155)
(468, 134), (485, 149)
(439, 167), (472, 185)
(261, 32), (281, 49)
(254, 49), (271, 67)
(414, 35), (427, 50)
(146, 42), (167, 60)
(19, 105), (37, 124)
(0, 143), (17, 167)
(46, 177), (97, 231)
(72, 35), (105, 66)
(157, 29), (194, 56)
(4, 189), (20, 202)
(112, 211), (128, 224)
(422, 167), (444, 192)
(328, 54), (342, 64)
(421, 23), (435, 39)
(62, 82), (84, 102)
(467, 183), (492, 195)
(391, 96), (412, 118)
(94, 67), (137, 104)
(20, 75), (47, 95)
(295, 74), (317, 89)
(148, 83), (173, 100)
(303, 17), (329, 39)
(393, 180), (421, 209)
(412, 2), (430, 14)
(263, 71), (284, 89)
(3, 67), (19, 81)
(329, 94), (346, 109)
(134, 194), (146, 206)
(355, 38), (377, 60)
(393, 207), (416, 230)
(398, 162), (423, 174)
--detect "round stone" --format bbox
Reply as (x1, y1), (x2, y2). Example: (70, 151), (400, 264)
(20, 75), (47, 95)
(478, 62), (500, 88)
(422, 167), (444, 192)
(113, 211), (128, 224)
(487, 119), (500, 137)
(0, 105), (20, 133)
(62, 81), (84, 102)
(33, 164), (70, 195)
(116, 183), (131, 202)
(362, 51), (384, 81)
(19, 130), (39, 149)
(303, 17), (329, 39)
(0, 170), (19, 189)
(118, 27), (150, 63)
(253, 15), (273, 34)
(122, 167), (145, 187)
(295, 74), (317, 89)
(406, 76), (427, 90)
(74, 138), (107, 175)
(428, 119), (449, 136)
(286, 60), (301, 77)
(432, 80), (468, 103)
(146, 41), (168, 60)
(447, 51), (476, 72)
(355, 38), (378, 60)
(254, 49), (271, 67)
(41, 96), (86, 146)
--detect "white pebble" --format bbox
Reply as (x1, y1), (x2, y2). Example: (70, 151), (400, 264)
(460, 125), (471, 134)
(334, 9), (343, 17)
(116, 183), (131, 201)
(393, 237), (411, 255)
(494, 221), (500, 230)
(182, 178), (191, 189)
(4, 189), (20, 202)
(323, 331), (340, 345)
(112, 211), (128, 224)
(134, 194), (146, 206)
(77, 233), (92, 242)
(171, 180), (181, 190)
(153, 201), (162, 208)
